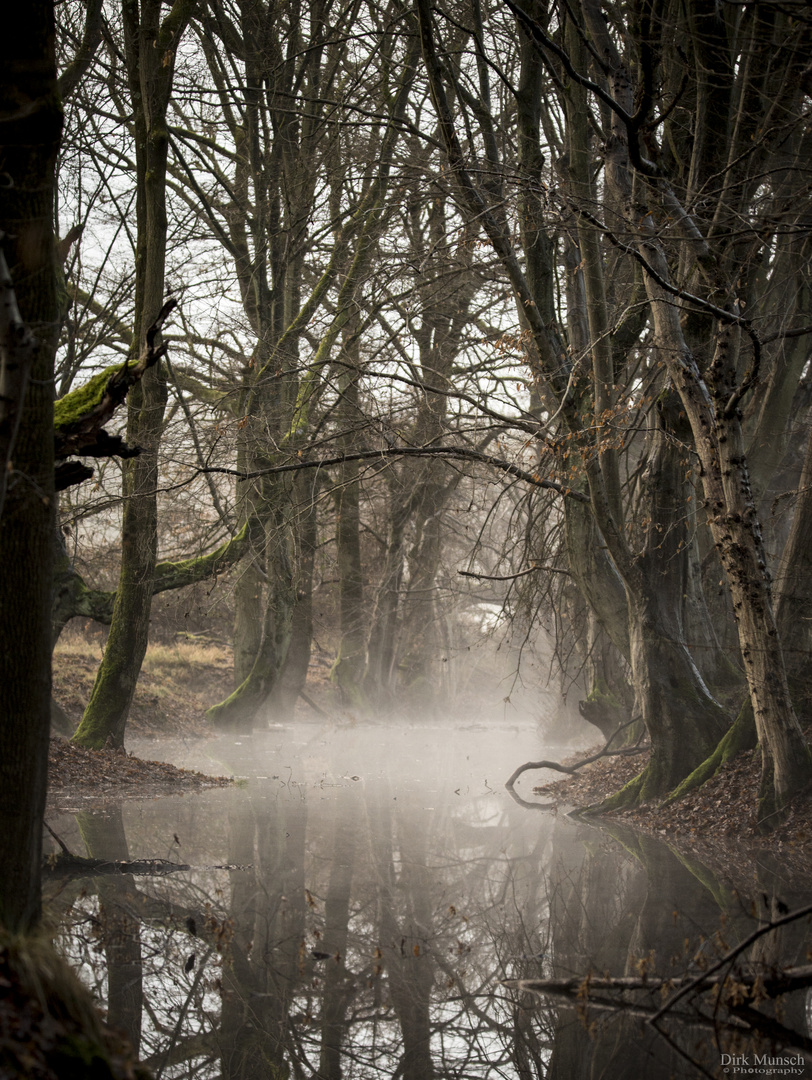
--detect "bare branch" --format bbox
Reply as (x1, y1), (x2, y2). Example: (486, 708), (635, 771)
(504, 719), (645, 788)
(458, 565), (569, 581)
(162, 445), (591, 503)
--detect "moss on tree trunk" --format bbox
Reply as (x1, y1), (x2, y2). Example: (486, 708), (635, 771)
(70, 0), (192, 751)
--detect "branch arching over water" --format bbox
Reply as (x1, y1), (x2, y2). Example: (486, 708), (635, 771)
(504, 720), (646, 790)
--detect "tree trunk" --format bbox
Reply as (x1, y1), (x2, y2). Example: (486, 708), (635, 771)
(643, 247), (812, 820)
(73, 372), (166, 749)
(267, 475), (317, 718)
(72, 0), (191, 750)
(774, 420), (812, 716)
(233, 427), (265, 687)
(601, 394), (729, 807)
(208, 501), (296, 728)
(330, 328), (369, 708)
(0, 0), (62, 930)
(364, 488), (408, 704)
(563, 500), (630, 663)
(398, 487), (447, 711)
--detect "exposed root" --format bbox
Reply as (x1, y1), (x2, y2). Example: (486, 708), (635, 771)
(581, 768), (647, 813)
(662, 699), (755, 807)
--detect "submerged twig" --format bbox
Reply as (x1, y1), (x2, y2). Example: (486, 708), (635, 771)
(43, 820), (74, 857)
(44, 854), (191, 878)
(505, 962), (812, 1056)
(649, 901), (812, 1024)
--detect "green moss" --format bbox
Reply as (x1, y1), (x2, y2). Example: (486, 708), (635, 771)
(54, 366), (122, 431)
(152, 520), (252, 593)
(71, 603), (144, 749)
(206, 673), (259, 728)
(0, 927), (143, 1079)
(584, 678), (621, 708)
(581, 768), (647, 814)
(662, 698), (755, 807)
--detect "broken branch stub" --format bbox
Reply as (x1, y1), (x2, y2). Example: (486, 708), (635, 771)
(54, 298), (178, 476)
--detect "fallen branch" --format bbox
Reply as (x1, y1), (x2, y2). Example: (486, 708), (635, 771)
(44, 854), (191, 878)
(649, 900), (812, 1024)
(505, 719), (646, 789)
(504, 964), (812, 1056)
(503, 978), (749, 1035)
(504, 963), (812, 1000)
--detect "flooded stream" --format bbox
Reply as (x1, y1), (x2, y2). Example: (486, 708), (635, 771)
(45, 721), (812, 1078)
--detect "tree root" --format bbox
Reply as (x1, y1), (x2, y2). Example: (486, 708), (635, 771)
(661, 698), (755, 807)
(581, 768), (647, 813)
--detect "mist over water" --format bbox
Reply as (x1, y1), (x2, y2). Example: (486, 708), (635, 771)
(47, 720), (812, 1078)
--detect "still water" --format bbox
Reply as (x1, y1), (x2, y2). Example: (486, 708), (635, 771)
(45, 721), (812, 1078)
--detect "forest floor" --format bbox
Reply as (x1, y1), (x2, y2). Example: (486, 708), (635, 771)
(48, 634), (337, 804)
(48, 635), (239, 805)
(52, 634), (237, 738)
(532, 742), (812, 889)
(46, 738), (233, 806)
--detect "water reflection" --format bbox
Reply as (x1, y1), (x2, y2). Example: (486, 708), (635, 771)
(45, 723), (812, 1078)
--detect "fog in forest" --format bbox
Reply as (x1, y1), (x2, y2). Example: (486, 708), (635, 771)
(3, 0), (812, 1075)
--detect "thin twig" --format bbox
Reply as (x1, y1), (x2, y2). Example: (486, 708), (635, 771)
(43, 820), (74, 857)
(649, 902), (812, 1024)
(458, 565), (570, 582)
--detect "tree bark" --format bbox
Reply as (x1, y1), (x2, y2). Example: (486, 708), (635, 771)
(72, 0), (192, 750)
(642, 244), (812, 819)
(330, 325), (369, 708)
(267, 474), (318, 718)
(0, 0), (62, 930)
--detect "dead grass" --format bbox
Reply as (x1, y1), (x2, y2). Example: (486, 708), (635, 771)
(52, 632), (342, 736)
(52, 634), (234, 738)
(51, 635), (104, 661)
(141, 640), (230, 671)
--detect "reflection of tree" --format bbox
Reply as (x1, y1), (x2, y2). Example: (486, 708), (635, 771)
(60, 780), (554, 1077)
(218, 795), (308, 1079)
(58, 775), (812, 1077)
(532, 821), (812, 1077)
(316, 806), (356, 1080)
(366, 788), (435, 1080)
(75, 809), (143, 1055)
